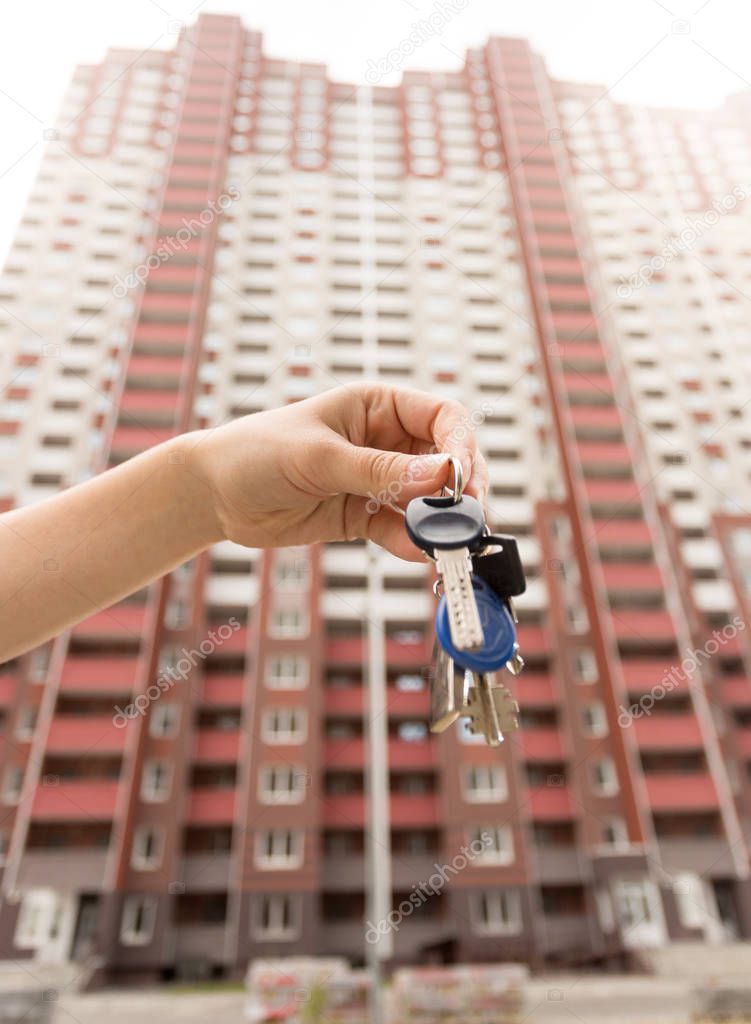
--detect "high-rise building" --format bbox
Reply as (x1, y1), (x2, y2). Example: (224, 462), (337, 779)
(1, 12), (751, 984)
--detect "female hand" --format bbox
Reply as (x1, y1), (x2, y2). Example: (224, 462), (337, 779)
(189, 382), (489, 561)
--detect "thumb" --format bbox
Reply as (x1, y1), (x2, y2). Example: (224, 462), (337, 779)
(328, 444), (452, 508)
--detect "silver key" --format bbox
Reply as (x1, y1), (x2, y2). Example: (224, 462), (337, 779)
(466, 672), (520, 747)
(429, 646), (472, 733)
(436, 546), (484, 650)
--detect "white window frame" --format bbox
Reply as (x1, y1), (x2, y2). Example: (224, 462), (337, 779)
(261, 707), (307, 745)
(131, 825), (164, 871)
(120, 896), (157, 946)
(258, 764), (307, 805)
(2, 766), (24, 805)
(252, 893), (301, 940)
(149, 703), (180, 739)
(265, 654), (309, 690)
(255, 829), (304, 870)
(268, 606), (308, 639)
(463, 764), (508, 803)
(140, 759), (173, 803)
(471, 889), (522, 936)
(591, 757), (619, 796)
(582, 701), (609, 738)
(469, 825), (514, 866)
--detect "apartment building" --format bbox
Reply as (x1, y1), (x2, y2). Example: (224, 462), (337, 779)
(1, 12), (751, 982)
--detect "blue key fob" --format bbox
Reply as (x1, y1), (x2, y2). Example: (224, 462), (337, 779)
(435, 577), (517, 673)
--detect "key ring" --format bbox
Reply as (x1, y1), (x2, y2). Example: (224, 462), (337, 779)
(440, 455), (464, 505)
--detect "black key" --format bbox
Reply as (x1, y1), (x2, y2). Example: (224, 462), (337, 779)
(472, 534), (526, 598)
(405, 494), (486, 558)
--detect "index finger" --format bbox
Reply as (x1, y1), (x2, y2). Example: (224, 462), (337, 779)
(384, 385), (481, 496)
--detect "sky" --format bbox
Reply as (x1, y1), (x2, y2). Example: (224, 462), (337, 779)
(1, 0), (750, 260)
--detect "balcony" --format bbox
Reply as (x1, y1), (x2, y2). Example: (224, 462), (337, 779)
(17, 849), (108, 891)
(193, 729), (241, 763)
(658, 838), (735, 875)
(188, 787), (236, 824)
(321, 853), (439, 891)
(60, 656), (139, 694)
(201, 674), (245, 706)
(324, 687), (364, 716)
(645, 774), (719, 812)
(32, 781), (119, 821)
(527, 786), (573, 820)
(601, 563), (664, 594)
(585, 479), (643, 511)
(126, 354), (185, 386)
(533, 846), (585, 884)
(516, 674), (555, 707)
(594, 519), (653, 557)
(569, 405), (623, 439)
(612, 610), (676, 648)
(621, 659), (689, 695)
(47, 715), (129, 754)
(119, 390), (180, 422)
(110, 426), (173, 457)
(71, 604), (147, 640)
(721, 676), (751, 708)
(634, 714), (702, 750)
(172, 924), (229, 963)
(323, 738), (435, 770)
(0, 672), (14, 707)
(520, 728), (564, 760)
(180, 853), (232, 889)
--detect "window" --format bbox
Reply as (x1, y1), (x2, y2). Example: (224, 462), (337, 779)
(15, 707), (37, 740)
(252, 894), (301, 940)
(591, 758), (619, 796)
(615, 880), (654, 930)
(262, 708), (307, 744)
(140, 760), (172, 802)
(471, 890), (522, 935)
(469, 825), (514, 865)
(259, 764), (307, 804)
(600, 817), (629, 850)
(582, 701), (608, 737)
(15, 891), (52, 949)
(255, 829), (304, 869)
(131, 826), (163, 870)
(463, 764), (507, 803)
(574, 648), (598, 683)
(3, 766), (23, 805)
(269, 607), (308, 638)
(149, 703), (180, 738)
(673, 873), (705, 930)
(0, 830), (8, 865)
(265, 654), (309, 690)
(120, 896), (157, 946)
(274, 554), (309, 590)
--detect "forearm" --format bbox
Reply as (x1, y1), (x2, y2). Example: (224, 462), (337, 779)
(0, 432), (221, 661)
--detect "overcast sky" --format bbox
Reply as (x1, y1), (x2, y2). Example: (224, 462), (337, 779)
(1, 0), (749, 261)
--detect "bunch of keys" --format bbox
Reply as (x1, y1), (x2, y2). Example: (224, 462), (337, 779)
(405, 457), (526, 747)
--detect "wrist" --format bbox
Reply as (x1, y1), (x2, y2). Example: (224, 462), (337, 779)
(165, 431), (226, 547)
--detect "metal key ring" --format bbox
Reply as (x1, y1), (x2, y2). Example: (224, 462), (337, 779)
(440, 455), (464, 504)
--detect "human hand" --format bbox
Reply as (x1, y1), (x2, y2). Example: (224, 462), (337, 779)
(189, 382), (489, 561)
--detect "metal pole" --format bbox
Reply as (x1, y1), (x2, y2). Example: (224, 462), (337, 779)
(365, 543), (392, 1024)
